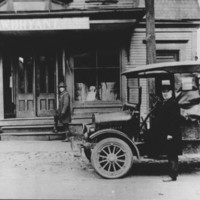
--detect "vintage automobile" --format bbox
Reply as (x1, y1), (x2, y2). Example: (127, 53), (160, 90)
(76, 61), (200, 179)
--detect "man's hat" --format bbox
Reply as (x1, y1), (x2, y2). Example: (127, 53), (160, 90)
(58, 82), (67, 88)
(161, 80), (172, 91)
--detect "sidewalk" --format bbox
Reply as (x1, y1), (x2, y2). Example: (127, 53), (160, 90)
(0, 140), (199, 200)
(0, 140), (200, 164)
(0, 140), (72, 152)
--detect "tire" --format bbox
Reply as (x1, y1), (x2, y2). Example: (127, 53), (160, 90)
(84, 147), (91, 162)
(91, 137), (133, 179)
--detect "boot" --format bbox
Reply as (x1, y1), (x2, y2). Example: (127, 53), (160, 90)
(53, 115), (58, 133)
(62, 125), (70, 142)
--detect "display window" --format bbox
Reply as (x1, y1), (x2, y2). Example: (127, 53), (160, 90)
(74, 47), (120, 103)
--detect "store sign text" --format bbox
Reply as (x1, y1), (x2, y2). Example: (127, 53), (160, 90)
(0, 17), (90, 31)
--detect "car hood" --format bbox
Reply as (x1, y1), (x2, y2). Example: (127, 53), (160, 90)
(93, 110), (132, 124)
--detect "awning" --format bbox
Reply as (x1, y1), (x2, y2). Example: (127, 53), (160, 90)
(0, 8), (145, 36)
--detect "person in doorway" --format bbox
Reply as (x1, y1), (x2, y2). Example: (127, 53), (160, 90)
(54, 81), (71, 142)
(150, 80), (182, 181)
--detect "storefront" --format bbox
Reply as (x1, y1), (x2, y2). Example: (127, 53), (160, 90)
(0, 0), (145, 126)
(0, 17), (91, 120)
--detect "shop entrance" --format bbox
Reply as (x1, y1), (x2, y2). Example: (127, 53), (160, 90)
(4, 48), (57, 118)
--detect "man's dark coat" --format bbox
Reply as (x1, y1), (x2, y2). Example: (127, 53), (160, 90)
(151, 97), (182, 155)
(58, 90), (71, 124)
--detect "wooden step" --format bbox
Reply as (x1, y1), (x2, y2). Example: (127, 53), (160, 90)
(0, 116), (86, 140)
(2, 125), (54, 133)
(0, 132), (65, 141)
(0, 117), (54, 126)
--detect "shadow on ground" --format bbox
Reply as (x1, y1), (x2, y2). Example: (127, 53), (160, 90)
(128, 158), (200, 177)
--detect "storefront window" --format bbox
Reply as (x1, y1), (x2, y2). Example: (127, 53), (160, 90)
(74, 47), (120, 102)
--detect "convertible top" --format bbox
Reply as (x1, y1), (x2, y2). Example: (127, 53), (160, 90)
(122, 61), (200, 78)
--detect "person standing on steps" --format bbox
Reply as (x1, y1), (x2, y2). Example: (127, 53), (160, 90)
(53, 81), (71, 142)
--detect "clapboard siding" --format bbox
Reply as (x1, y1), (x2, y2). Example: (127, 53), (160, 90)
(124, 27), (197, 120)
(139, 0), (200, 20)
(123, 29), (147, 118)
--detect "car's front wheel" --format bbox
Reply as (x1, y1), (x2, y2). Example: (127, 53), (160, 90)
(91, 137), (133, 179)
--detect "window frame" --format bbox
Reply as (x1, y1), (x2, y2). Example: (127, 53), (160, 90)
(73, 47), (122, 105)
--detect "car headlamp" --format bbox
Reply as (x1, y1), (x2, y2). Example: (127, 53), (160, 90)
(89, 127), (95, 133)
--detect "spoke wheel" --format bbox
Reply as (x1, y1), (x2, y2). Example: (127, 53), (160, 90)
(91, 138), (133, 179)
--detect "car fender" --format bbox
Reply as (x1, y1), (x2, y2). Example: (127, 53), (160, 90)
(89, 128), (140, 159)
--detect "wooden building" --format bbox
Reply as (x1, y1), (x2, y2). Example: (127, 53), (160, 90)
(0, 0), (145, 139)
(0, 0), (199, 140)
(137, 0), (200, 145)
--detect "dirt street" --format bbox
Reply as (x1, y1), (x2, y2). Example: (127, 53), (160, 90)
(0, 141), (200, 200)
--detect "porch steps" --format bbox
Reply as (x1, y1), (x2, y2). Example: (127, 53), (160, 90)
(0, 117), (65, 141)
(2, 125), (53, 133)
(0, 124), (65, 141)
(0, 117), (54, 126)
(0, 131), (65, 141)
(0, 117), (85, 140)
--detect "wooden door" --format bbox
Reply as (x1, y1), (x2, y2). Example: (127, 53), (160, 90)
(16, 55), (35, 118)
(36, 54), (56, 117)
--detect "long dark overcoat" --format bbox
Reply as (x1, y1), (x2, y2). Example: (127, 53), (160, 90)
(150, 97), (182, 155)
(58, 90), (71, 124)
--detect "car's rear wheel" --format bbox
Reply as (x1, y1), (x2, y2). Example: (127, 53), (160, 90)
(91, 138), (133, 179)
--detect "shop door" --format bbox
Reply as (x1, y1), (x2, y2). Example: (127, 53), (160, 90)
(36, 54), (56, 117)
(16, 55), (35, 118)
(15, 53), (56, 118)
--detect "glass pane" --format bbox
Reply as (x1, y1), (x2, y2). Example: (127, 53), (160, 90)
(98, 49), (119, 68)
(74, 52), (95, 68)
(18, 56), (33, 94)
(74, 48), (120, 102)
(47, 56), (55, 93)
(74, 69), (96, 101)
(26, 57), (33, 93)
(39, 56), (46, 93)
(98, 69), (120, 101)
(18, 57), (25, 94)
(37, 54), (55, 94)
(156, 50), (179, 63)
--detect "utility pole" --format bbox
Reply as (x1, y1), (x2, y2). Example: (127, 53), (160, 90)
(145, 0), (156, 113)
(145, 0), (156, 64)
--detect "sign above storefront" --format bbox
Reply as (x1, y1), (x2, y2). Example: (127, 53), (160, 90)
(0, 17), (90, 31)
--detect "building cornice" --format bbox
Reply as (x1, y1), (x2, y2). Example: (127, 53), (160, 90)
(0, 7), (145, 20)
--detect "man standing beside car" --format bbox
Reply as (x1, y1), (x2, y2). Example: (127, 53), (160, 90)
(151, 80), (182, 181)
